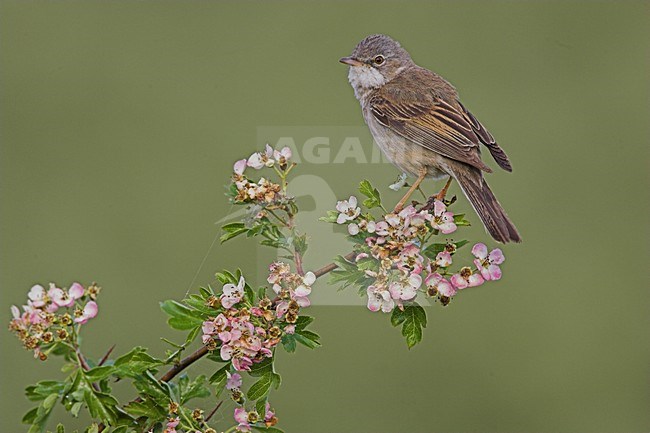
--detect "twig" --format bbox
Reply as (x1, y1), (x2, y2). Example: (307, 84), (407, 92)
(98, 344), (116, 366)
(159, 346), (210, 383)
(204, 400), (224, 422)
(313, 251), (356, 278)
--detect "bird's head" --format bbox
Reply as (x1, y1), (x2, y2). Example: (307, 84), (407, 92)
(340, 34), (412, 99)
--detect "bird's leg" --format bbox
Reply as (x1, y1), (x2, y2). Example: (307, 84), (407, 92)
(435, 176), (453, 201)
(394, 168), (427, 213)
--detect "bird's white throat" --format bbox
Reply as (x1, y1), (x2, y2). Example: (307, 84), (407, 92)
(347, 66), (386, 100)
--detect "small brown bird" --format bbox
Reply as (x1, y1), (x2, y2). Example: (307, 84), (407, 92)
(340, 34), (521, 243)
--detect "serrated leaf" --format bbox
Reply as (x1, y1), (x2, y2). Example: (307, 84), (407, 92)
(248, 358), (273, 377)
(247, 374), (272, 401)
(399, 304), (427, 349)
(220, 222), (249, 243)
(84, 365), (114, 382)
(293, 315), (314, 331)
(160, 300), (204, 330)
(358, 179), (382, 209)
(280, 334), (296, 353)
(318, 210), (340, 223)
(293, 330), (321, 349)
(179, 375), (210, 404)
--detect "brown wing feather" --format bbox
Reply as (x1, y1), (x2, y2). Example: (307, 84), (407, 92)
(457, 101), (512, 172)
(370, 96), (493, 173)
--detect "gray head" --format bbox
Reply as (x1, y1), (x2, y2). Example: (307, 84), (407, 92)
(340, 34), (413, 98)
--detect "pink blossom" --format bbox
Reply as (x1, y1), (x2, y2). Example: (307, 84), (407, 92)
(232, 356), (253, 372)
(472, 243), (505, 281)
(226, 371), (242, 390)
(28, 285), (47, 308)
(435, 251), (453, 268)
(355, 253), (369, 262)
(273, 146), (292, 162)
(74, 301), (98, 324)
(348, 223), (360, 235)
(234, 159), (247, 175)
(49, 283), (84, 308)
(389, 273), (422, 301)
(430, 200), (457, 234)
(234, 407), (251, 432)
(367, 286), (395, 313)
(220, 276), (246, 309)
(69, 282), (85, 299)
(164, 417), (180, 433)
(284, 324), (295, 334)
(264, 402), (275, 423)
(397, 243), (425, 274)
(425, 272), (457, 297)
(335, 196), (360, 224)
(450, 268), (485, 290)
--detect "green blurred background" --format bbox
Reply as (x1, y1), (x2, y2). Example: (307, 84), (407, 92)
(1, 1), (648, 432)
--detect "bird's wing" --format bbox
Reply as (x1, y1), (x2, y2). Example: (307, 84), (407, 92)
(369, 95), (493, 172)
(457, 101), (512, 172)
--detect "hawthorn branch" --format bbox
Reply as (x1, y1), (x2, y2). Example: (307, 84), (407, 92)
(152, 250), (357, 385)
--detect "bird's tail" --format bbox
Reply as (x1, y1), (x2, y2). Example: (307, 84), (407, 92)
(450, 166), (521, 243)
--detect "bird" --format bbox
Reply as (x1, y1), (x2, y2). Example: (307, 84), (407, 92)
(339, 34), (521, 243)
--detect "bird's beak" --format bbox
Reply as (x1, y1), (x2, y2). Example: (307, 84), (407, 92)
(339, 56), (364, 67)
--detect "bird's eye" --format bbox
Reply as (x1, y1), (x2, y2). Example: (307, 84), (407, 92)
(373, 55), (385, 65)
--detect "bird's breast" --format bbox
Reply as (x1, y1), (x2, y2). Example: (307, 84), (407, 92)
(363, 106), (448, 180)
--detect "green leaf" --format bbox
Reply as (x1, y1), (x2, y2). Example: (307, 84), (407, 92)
(112, 347), (163, 378)
(160, 300), (204, 330)
(247, 373), (272, 401)
(293, 330), (321, 349)
(248, 357), (273, 377)
(178, 375), (211, 404)
(318, 210), (339, 223)
(255, 397), (268, 417)
(84, 388), (118, 425)
(25, 393), (58, 433)
(329, 255), (373, 291)
(25, 381), (65, 402)
(358, 179), (382, 209)
(398, 304), (427, 349)
(84, 365), (115, 382)
(209, 363), (230, 397)
(281, 334), (296, 353)
(220, 222), (249, 243)
(453, 214), (471, 227)
(123, 399), (165, 420)
(390, 307), (407, 327)
(293, 315), (314, 331)
(56, 424), (65, 433)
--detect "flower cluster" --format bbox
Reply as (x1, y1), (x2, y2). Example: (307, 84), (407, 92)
(202, 265), (313, 371)
(332, 194), (506, 311)
(233, 402), (277, 432)
(268, 262), (316, 319)
(230, 145), (295, 219)
(8, 282), (100, 360)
